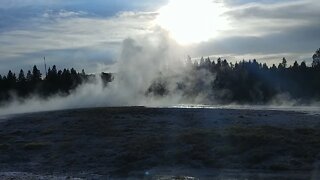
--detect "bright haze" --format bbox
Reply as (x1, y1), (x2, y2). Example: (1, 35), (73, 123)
(0, 0), (319, 73)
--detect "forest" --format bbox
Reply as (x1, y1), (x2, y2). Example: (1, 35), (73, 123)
(148, 48), (320, 104)
(0, 48), (320, 105)
(0, 65), (113, 105)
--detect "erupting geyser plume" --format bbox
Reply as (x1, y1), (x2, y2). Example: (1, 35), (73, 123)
(0, 29), (198, 115)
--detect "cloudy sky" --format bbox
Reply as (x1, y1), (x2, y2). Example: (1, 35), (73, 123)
(0, 0), (319, 74)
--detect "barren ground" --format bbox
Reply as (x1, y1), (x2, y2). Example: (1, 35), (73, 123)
(0, 107), (320, 179)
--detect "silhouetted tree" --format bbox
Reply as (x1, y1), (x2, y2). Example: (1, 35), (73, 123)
(16, 69), (27, 97)
(18, 69), (26, 83)
(293, 61), (299, 69)
(26, 70), (32, 82)
(6, 70), (16, 89)
(300, 61), (307, 70)
(312, 48), (320, 68)
(32, 65), (41, 82)
(186, 55), (193, 68)
(278, 57), (287, 69)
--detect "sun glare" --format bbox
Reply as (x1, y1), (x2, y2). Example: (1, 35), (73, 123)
(156, 0), (229, 45)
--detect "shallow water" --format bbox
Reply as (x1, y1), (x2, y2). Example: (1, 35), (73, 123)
(163, 104), (320, 115)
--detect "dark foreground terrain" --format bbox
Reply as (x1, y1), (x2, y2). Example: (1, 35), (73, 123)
(1, 107), (320, 179)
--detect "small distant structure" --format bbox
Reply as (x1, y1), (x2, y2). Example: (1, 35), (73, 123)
(43, 56), (47, 77)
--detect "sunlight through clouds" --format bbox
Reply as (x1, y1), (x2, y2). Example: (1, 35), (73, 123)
(0, 0), (319, 73)
(156, 0), (230, 45)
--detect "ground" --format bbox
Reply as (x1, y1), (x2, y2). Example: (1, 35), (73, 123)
(0, 107), (320, 179)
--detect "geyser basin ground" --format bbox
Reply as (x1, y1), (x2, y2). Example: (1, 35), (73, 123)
(0, 107), (320, 179)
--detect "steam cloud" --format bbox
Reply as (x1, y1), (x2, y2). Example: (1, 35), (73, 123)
(0, 29), (197, 116)
(1, 28), (319, 116)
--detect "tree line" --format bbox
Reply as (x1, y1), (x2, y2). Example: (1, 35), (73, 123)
(1, 49), (320, 105)
(148, 48), (320, 104)
(0, 65), (112, 105)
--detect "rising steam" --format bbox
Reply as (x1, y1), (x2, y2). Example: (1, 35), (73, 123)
(0, 29), (196, 116)
(1, 28), (318, 116)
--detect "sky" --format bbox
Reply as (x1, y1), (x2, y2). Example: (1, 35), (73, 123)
(0, 0), (319, 74)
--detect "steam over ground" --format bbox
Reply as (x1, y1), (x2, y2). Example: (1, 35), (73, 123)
(0, 29), (319, 116)
(0, 30), (197, 116)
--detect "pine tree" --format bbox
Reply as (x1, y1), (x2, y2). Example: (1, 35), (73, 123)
(312, 48), (320, 68)
(32, 65), (41, 82)
(18, 69), (26, 82)
(26, 70), (32, 82)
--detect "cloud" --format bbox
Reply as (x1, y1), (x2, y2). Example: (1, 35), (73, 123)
(42, 9), (88, 19)
(195, 23), (320, 53)
(186, 0), (320, 63)
(0, 0), (168, 14)
(226, 0), (319, 22)
(0, 0), (319, 74)
(222, 0), (320, 36)
(0, 0), (169, 73)
(0, 11), (156, 55)
(0, 0), (58, 9)
(0, 10), (158, 74)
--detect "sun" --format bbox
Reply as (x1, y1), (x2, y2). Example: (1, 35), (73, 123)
(155, 0), (229, 45)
